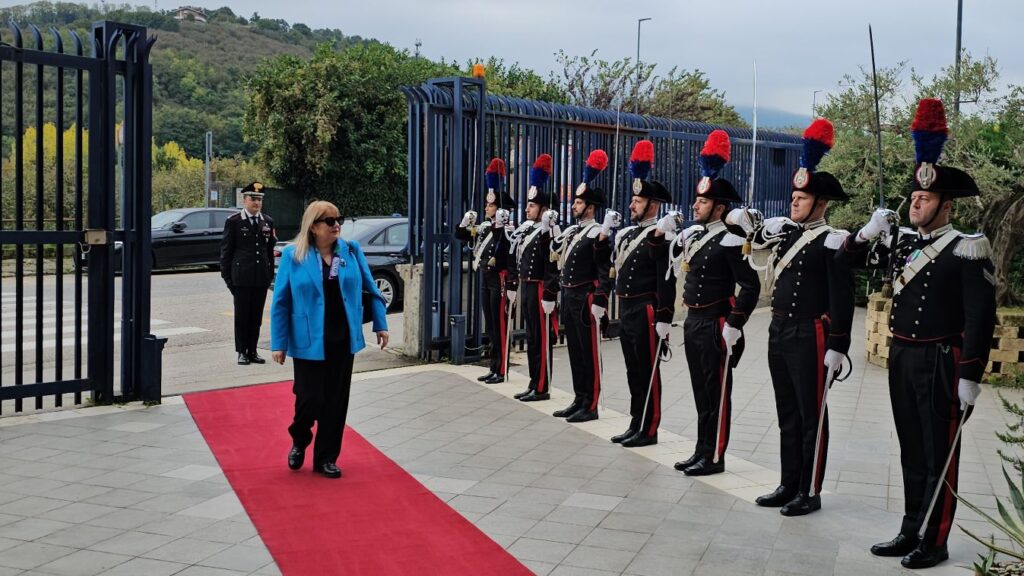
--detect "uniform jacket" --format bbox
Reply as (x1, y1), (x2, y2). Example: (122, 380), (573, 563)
(614, 219), (675, 323)
(681, 220), (761, 328)
(270, 240), (388, 359)
(557, 220), (613, 309)
(511, 224), (559, 300)
(454, 221), (517, 290)
(220, 211), (276, 288)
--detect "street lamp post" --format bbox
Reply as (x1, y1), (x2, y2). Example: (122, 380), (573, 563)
(812, 90), (824, 117)
(635, 17), (651, 114)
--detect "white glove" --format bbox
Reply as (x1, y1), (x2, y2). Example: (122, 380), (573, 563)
(764, 216), (796, 236)
(541, 300), (556, 315)
(681, 224), (705, 241)
(857, 208), (897, 242)
(656, 212), (683, 238)
(601, 210), (622, 236)
(824, 349), (844, 379)
(460, 210), (477, 228)
(655, 322), (671, 340)
(539, 209), (559, 233)
(725, 208), (763, 234)
(591, 304), (606, 319)
(958, 378), (981, 410)
(506, 290), (517, 305)
(475, 223), (490, 235)
(721, 323), (742, 353)
(494, 209), (510, 227)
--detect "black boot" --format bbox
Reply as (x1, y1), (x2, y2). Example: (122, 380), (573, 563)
(552, 403), (581, 418)
(780, 493), (821, 516)
(620, 433), (657, 447)
(519, 390), (550, 402)
(870, 534), (919, 557)
(755, 485), (796, 507)
(483, 373), (504, 384)
(248, 353), (266, 364)
(514, 389), (533, 399)
(684, 456), (725, 476)
(237, 352), (250, 365)
(610, 429), (636, 444)
(566, 409), (598, 423)
(901, 543), (948, 569)
(477, 371), (496, 382)
(673, 452), (702, 471)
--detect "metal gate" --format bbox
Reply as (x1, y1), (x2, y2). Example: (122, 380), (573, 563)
(0, 21), (156, 413)
(404, 77), (802, 361)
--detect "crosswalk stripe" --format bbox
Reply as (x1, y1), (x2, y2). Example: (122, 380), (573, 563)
(0, 325), (209, 353)
(0, 319), (170, 341)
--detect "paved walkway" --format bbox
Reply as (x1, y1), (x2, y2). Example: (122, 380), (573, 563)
(0, 309), (1014, 575)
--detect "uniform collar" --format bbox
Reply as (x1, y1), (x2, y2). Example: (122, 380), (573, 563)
(578, 218), (596, 227)
(706, 220), (726, 233)
(639, 217), (657, 228)
(242, 209), (261, 220)
(920, 223), (953, 240)
(802, 218), (826, 230)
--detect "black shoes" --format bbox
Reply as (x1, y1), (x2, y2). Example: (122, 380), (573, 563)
(871, 534), (920, 557)
(248, 353), (266, 364)
(519, 391), (550, 402)
(780, 492), (821, 516)
(621, 433), (657, 447)
(314, 462), (342, 479)
(553, 403), (581, 418)
(477, 371), (496, 382)
(287, 446), (304, 470)
(514, 389), (532, 400)
(901, 543), (948, 569)
(483, 374), (505, 384)
(673, 452), (702, 471)
(237, 353), (250, 365)
(683, 456), (725, 476)
(756, 485), (796, 507)
(566, 409), (598, 423)
(610, 429), (636, 444)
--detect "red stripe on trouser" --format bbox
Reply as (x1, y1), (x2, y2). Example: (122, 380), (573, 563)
(588, 293), (600, 410)
(645, 305), (660, 435)
(813, 319), (826, 495)
(537, 283), (548, 394)
(936, 346), (962, 546)
(498, 273), (508, 377)
(716, 316), (729, 458)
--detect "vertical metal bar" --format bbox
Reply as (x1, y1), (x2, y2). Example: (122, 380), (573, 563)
(51, 28), (66, 406)
(12, 22), (25, 412)
(0, 38), (4, 409)
(30, 25), (44, 410)
(71, 31), (84, 402)
(120, 32), (136, 400)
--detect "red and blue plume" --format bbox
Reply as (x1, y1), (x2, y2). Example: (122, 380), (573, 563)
(529, 153), (552, 189)
(485, 157), (506, 191)
(799, 118), (835, 172)
(629, 140), (654, 181)
(911, 98), (948, 164)
(698, 130), (731, 179)
(581, 149), (608, 185)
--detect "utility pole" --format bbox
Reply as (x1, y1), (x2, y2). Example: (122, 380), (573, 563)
(204, 131), (213, 207)
(953, 0), (963, 117)
(414, 38), (422, 59)
(635, 17), (651, 114)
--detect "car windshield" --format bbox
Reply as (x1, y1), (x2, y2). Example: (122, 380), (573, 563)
(340, 219), (386, 240)
(152, 210), (187, 229)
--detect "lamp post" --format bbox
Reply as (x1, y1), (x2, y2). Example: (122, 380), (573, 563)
(635, 17), (651, 114)
(812, 90), (824, 118)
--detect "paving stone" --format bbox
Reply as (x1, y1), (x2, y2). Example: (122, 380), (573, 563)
(197, 543), (273, 572)
(34, 549), (131, 576)
(141, 537), (232, 564)
(561, 544), (637, 572)
(581, 527), (651, 553)
(0, 541), (75, 570)
(507, 537), (576, 564)
(0, 518), (73, 541)
(89, 530), (177, 556)
(37, 525), (122, 549)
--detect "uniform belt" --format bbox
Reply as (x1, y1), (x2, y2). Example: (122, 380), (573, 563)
(561, 280), (597, 290)
(772, 310), (830, 321)
(685, 300), (731, 317)
(892, 332), (962, 346)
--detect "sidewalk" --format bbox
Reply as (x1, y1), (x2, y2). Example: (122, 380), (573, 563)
(0, 309), (1013, 575)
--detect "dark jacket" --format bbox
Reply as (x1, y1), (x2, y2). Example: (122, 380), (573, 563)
(680, 221), (761, 328)
(556, 221), (613, 309)
(454, 221), (517, 290)
(510, 224), (559, 300)
(220, 211), (276, 289)
(614, 220), (675, 323)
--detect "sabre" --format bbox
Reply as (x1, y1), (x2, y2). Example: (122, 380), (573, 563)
(638, 333), (668, 441)
(591, 307), (605, 412)
(918, 407), (969, 542)
(747, 59), (758, 206)
(610, 98), (624, 210)
(869, 24), (901, 298)
(502, 285), (516, 382)
(808, 367), (836, 498)
(712, 345), (732, 464)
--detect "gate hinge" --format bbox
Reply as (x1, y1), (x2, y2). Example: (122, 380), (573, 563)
(84, 229), (112, 246)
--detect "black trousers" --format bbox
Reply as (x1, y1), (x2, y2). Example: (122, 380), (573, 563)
(618, 298), (661, 436)
(483, 279), (510, 376)
(890, 340), (967, 548)
(562, 286), (601, 411)
(521, 281), (554, 393)
(288, 341), (355, 467)
(233, 285), (269, 355)
(684, 313), (733, 459)
(767, 316), (829, 494)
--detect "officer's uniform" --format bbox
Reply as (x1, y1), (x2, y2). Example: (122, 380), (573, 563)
(750, 120), (854, 515)
(551, 152), (612, 421)
(510, 154), (558, 402)
(612, 167), (675, 447)
(454, 158), (517, 383)
(220, 182), (276, 364)
(843, 98), (996, 569)
(674, 133), (760, 475)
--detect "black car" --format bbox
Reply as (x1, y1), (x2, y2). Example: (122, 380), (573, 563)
(274, 215), (408, 312)
(84, 208), (238, 271)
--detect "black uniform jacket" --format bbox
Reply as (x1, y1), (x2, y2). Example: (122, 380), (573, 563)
(614, 219), (675, 323)
(454, 221), (517, 290)
(510, 223), (559, 300)
(220, 211), (276, 289)
(557, 221), (613, 309)
(681, 220), (761, 328)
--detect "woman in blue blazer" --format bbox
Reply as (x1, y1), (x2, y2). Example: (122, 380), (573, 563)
(270, 201), (389, 478)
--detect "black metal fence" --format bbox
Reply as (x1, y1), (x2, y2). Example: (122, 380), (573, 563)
(404, 77), (803, 361)
(0, 20), (156, 412)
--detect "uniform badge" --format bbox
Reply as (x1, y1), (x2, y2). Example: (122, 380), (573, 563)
(528, 186), (538, 200)
(632, 178), (643, 195)
(697, 177), (711, 195)
(792, 167), (809, 190)
(575, 183), (587, 197)
(916, 163), (936, 189)
(487, 256), (496, 267)
(486, 191), (496, 203)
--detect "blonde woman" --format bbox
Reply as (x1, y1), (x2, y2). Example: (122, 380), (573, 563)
(270, 201), (389, 478)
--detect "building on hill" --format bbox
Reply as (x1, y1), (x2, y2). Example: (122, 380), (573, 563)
(174, 6), (207, 23)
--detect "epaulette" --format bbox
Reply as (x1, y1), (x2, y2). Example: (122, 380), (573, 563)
(720, 233), (745, 247)
(823, 229), (850, 250)
(586, 226), (602, 239)
(953, 233), (992, 260)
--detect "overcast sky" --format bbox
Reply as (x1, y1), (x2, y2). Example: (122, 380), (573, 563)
(6, 0), (1021, 118)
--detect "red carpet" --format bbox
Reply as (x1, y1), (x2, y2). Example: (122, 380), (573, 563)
(185, 381), (532, 575)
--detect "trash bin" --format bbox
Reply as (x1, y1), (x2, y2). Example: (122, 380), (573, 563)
(140, 334), (167, 403)
(449, 314), (466, 365)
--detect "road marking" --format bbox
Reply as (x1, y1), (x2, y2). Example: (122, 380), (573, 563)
(0, 325), (209, 353)
(1, 319), (170, 341)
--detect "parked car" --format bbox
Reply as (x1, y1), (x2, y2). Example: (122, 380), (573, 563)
(82, 207), (239, 271)
(273, 215), (408, 312)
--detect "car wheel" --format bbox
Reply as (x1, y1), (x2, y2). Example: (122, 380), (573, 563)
(373, 273), (396, 312)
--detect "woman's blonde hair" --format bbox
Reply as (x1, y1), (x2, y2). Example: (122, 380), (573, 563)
(292, 200), (340, 262)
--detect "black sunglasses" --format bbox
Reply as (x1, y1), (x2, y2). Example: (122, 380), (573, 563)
(316, 216), (343, 227)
